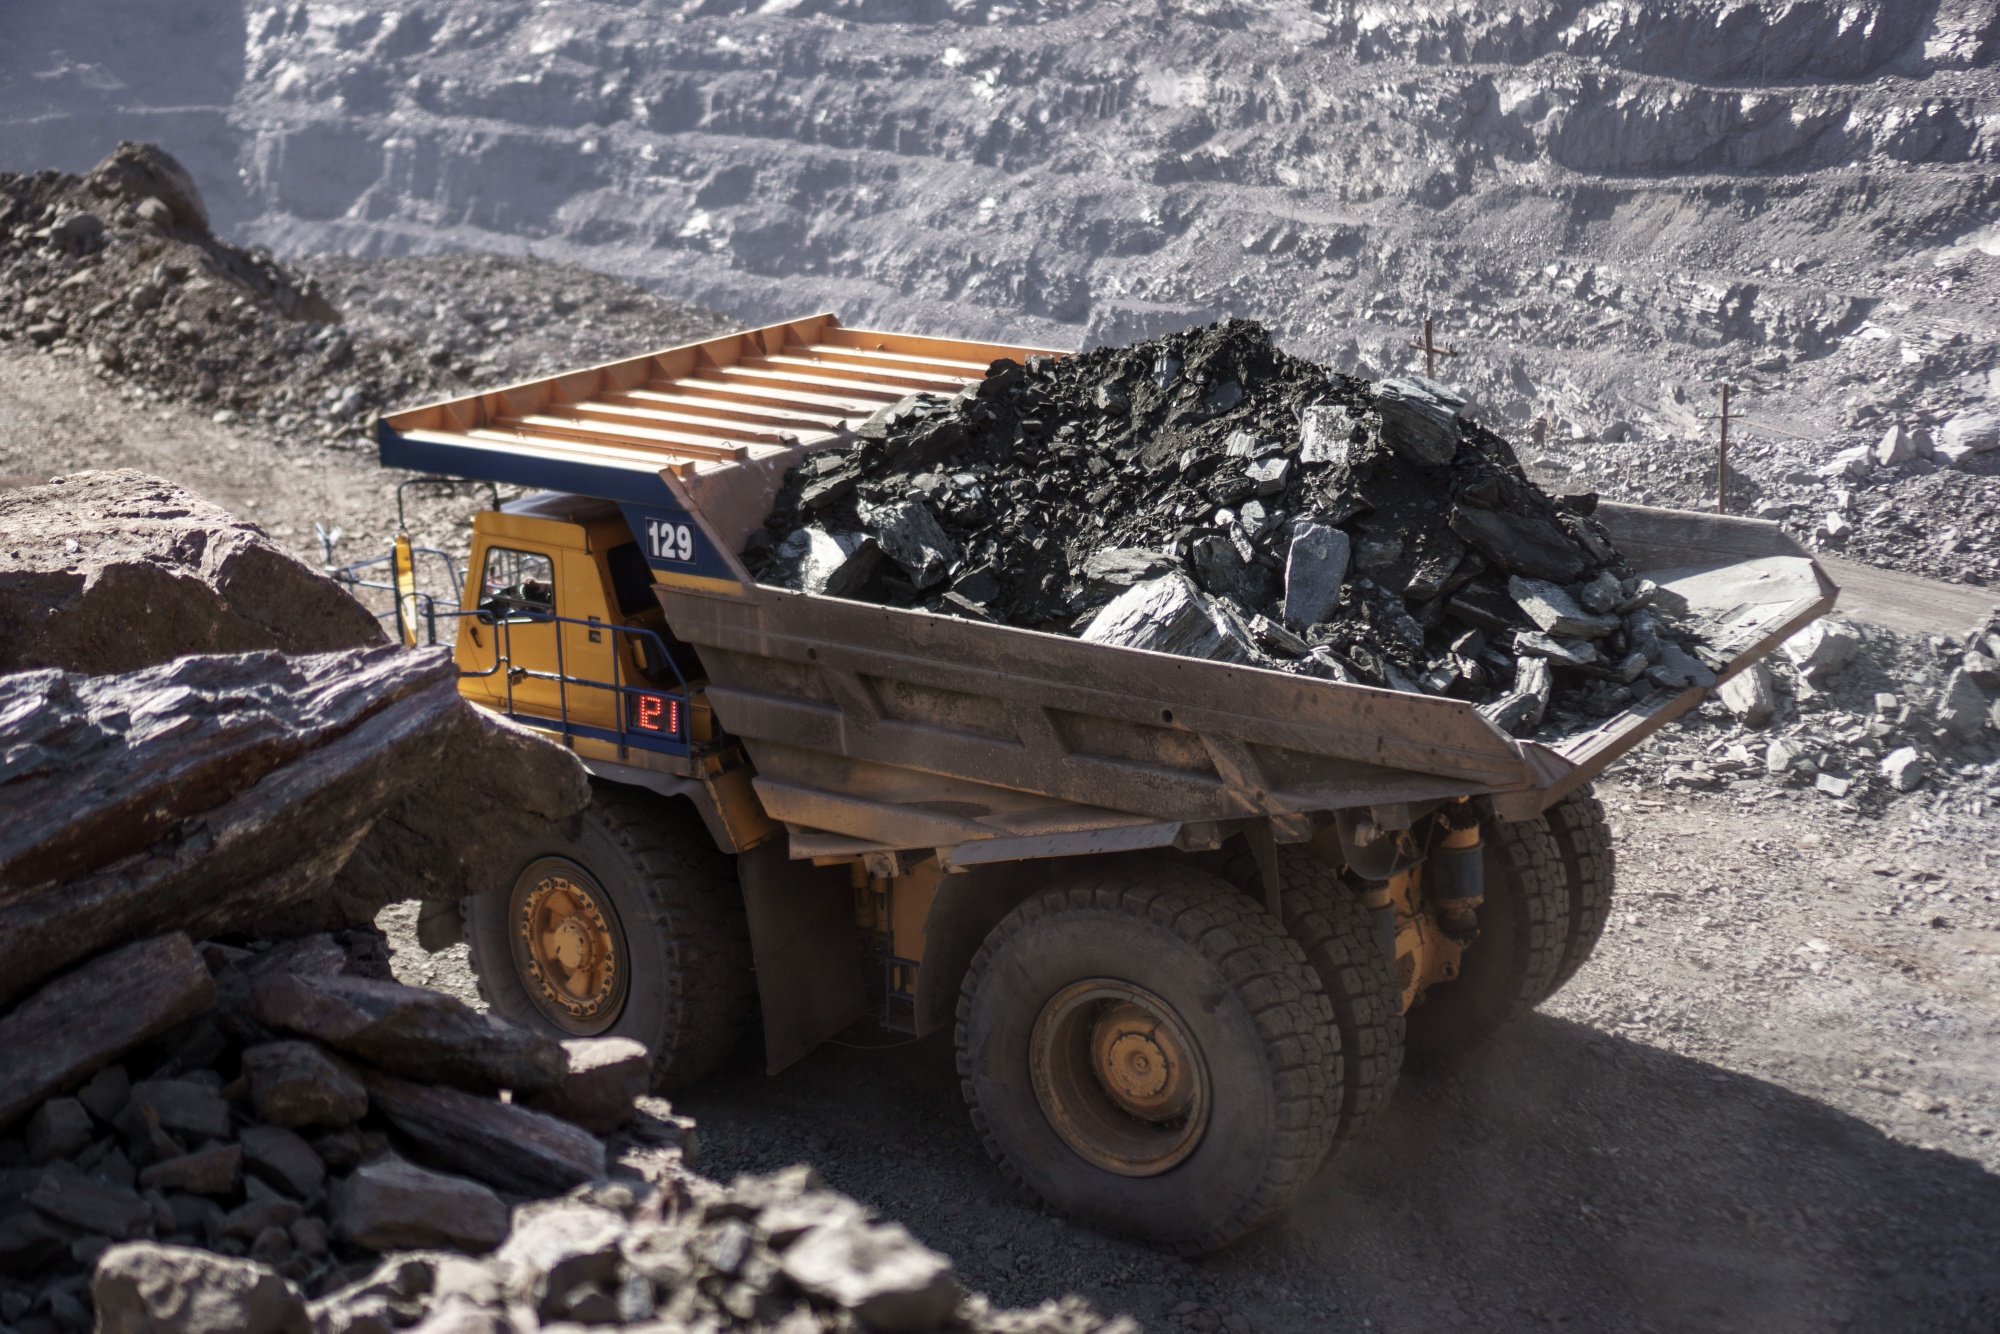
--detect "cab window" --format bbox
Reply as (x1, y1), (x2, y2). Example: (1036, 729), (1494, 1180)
(478, 547), (555, 620)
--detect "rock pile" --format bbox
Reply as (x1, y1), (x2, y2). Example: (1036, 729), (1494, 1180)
(1619, 610), (2000, 812)
(0, 145), (728, 457)
(0, 930), (1128, 1334)
(747, 320), (1714, 738)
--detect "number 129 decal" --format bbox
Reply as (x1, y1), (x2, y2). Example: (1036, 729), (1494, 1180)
(645, 518), (696, 564)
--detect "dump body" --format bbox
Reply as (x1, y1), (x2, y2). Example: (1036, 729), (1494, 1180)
(381, 314), (1837, 865)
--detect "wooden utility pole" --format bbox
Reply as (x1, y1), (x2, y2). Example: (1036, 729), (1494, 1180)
(1705, 384), (1742, 513)
(1409, 317), (1458, 380)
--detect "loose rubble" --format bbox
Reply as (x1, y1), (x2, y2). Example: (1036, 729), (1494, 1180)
(0, 144), (730, 463)
(1611, 609), (2000, 815)
(0, 931), (1129, 1334)
(748, 320), (1712, 739)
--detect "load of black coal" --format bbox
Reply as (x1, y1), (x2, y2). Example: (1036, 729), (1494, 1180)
(744, 320), (1717, 738)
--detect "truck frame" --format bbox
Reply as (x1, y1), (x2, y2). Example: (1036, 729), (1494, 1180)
(366, 314), (1835, 1252)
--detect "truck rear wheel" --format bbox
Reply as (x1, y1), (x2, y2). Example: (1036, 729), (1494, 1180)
(955, 862), (1338, 1254)
(1209, 843), (1403, 1143)
(1542, 785), (1615, 999)
(1403, 818), (1568, 1059)
(466, 785), (753, 1090)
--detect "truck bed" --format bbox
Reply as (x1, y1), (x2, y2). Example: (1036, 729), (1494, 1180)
(381, 315), (1836, 861)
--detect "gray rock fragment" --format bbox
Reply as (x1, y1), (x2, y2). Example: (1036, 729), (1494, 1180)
(859, 499), (957, 590)
(1508, 576), (1620, 639)
(523, 1037), (650, 1135)
(1515, 631), (1601, 668)
(1282, 523), (1350, 628)
(363, 1071), (604, 1197)
(780, 1218), (963, 1334)
(1645, 641), (1716, 689)
(0, 933), (214, 1132)
(138, 1144), (242, 1196)
(1577, 570), (1623, 615)
(1881, 747), (1926, 792)
(1079, 574), (1256, 664)
(1447, 505), (1586, 583)
(241, 1041), (368, 1129)
(26, 1165), (152, 1238)
(1781, 619), (1860, 682)
(240, 1126), (326, 1200)
(93, 1241), (309, 1334)
(1245, 455), (1289, 495)
(119, 1080), (231, 1143)
(775, 528), (881, 598)
(493, 1202), (626, 1316)
(1937, 411), (2000, 465)
(1373, 376), (1465, 466)
(332, 1155), (509, 1255)
(1080, 547), (1173, 594)
(247, 972), (564, 1096)
(26, 1098), (92, 1164)
(1716, 662), (1777, 727)
(1298, 405), (1356, 464)
(1935, 668), (1990, 742)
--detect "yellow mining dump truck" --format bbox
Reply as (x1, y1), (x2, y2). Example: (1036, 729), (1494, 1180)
(369, 313), (1835, 1252)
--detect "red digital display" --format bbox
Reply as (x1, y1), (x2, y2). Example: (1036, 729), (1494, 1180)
(634, 694), (679, 734)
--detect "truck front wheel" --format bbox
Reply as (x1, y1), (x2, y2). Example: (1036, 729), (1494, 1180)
(466, 786), (753, 1090)
(955, 862), (1338, 1254)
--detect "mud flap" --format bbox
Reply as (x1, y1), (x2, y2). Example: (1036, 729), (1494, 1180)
(736, 838), (866, 1074)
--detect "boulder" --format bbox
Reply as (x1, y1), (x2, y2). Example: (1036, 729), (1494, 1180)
(0, 471), (382, 677)
(1781, 619), (1860, 683)
(239, 1126), (326, 1200)
(119, 1080), (232, 1142)
(332, 1157), (509, 1254)
(247, 972), (563, 1096)
(1881, 747), (1927, 792)
(858, 500), (958, 590)
(25, 1098), (93, 1163)
(94, 1242), (311, 1334)
(1373, 377), (1465, 466)
(1717, 662), (1778, 727)
(0, 934), (213, 1131)
(240, 1042), (368, 1129)
(1298, 404), (1357, 464)
(26, 1166), (153, 1239)
(775, 528), (881, 597)
(779, 1218), (962, 1334)
(362, 1072), (605, 1197)
(85, 143), (212, 233)
(493, 1203), (626, 1315)
(1079, 573), (1257, 664)
(524, 1038), (651, 1135)
(1938, 411), (2000, 464)
(1080, 547), (1173, 595)
(0, 646), (585, 1004)
(1282, 523), (1350, 628)
(1447, 505), (1587, 583)
(1508, 576), (1619, 639)
(1935, 668), (1990, 742)
(138, 1145), (243, 1197)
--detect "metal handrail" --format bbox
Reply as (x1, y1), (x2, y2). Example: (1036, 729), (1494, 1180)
(421, 606), (693, 750)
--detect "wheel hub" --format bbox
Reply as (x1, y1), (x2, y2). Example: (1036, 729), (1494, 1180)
(1031, 981), (1210, 1177)
(512, 861), (626, 1033)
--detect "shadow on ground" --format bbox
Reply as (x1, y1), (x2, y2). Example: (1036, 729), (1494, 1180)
(678, 1013), (2000, 1333)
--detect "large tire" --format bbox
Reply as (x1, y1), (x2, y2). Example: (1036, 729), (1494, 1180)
(1542, 785), (1615, 999)
(466, 784), (753, 1091)
(1403, 817), (1568, 1059)
(1209, 843), (1403, 1143)
(955, 861), (1338, 1254)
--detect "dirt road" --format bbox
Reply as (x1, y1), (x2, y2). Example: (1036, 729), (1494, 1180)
(6, 340), (1998, 1333)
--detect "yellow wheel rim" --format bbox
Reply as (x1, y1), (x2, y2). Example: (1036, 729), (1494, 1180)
(1029, 979), (1210, 1177)
(510, 859), (627, 1035)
